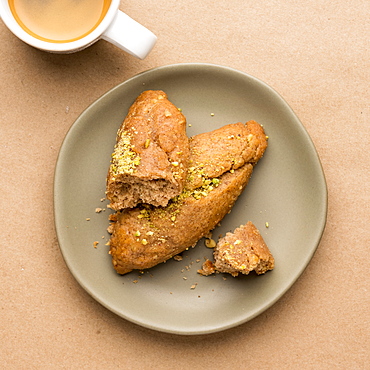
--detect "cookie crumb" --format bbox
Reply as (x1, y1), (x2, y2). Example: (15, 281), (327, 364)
(205, 238), (216, 248)
(197, 259), (215, 276)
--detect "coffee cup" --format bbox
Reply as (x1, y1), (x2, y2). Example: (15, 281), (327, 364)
(0, 0), (157, 59)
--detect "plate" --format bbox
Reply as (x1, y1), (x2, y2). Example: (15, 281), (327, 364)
(54, 63), (327, 335)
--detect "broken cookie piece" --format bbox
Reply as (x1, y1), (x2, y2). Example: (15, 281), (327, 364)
(198, 221), (274, 277)
(106, 90), (190, 210)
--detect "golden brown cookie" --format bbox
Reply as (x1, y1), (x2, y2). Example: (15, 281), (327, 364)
(106, 90), (190, 210)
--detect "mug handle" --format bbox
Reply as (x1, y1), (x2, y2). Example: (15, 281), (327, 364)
(101, 11), (157, 59)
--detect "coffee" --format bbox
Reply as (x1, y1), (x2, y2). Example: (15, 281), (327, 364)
(8, 0), (111, 43)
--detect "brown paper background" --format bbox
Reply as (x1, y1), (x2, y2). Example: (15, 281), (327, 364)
(1, 0), (369, 368)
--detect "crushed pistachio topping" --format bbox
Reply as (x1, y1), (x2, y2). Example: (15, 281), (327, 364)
(177, 176), (221, 201)
(137, 208), (150, 219)
(110, 131), (141, 175)
(173, 163), (222, 201)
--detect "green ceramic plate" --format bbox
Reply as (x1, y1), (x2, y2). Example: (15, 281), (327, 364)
(54, 63), (327, 335)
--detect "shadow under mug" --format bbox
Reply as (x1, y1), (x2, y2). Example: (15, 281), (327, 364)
(0, 0), (157, 59)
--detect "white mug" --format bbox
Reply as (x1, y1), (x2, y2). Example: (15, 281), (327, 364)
(0, 0), (157, 59)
